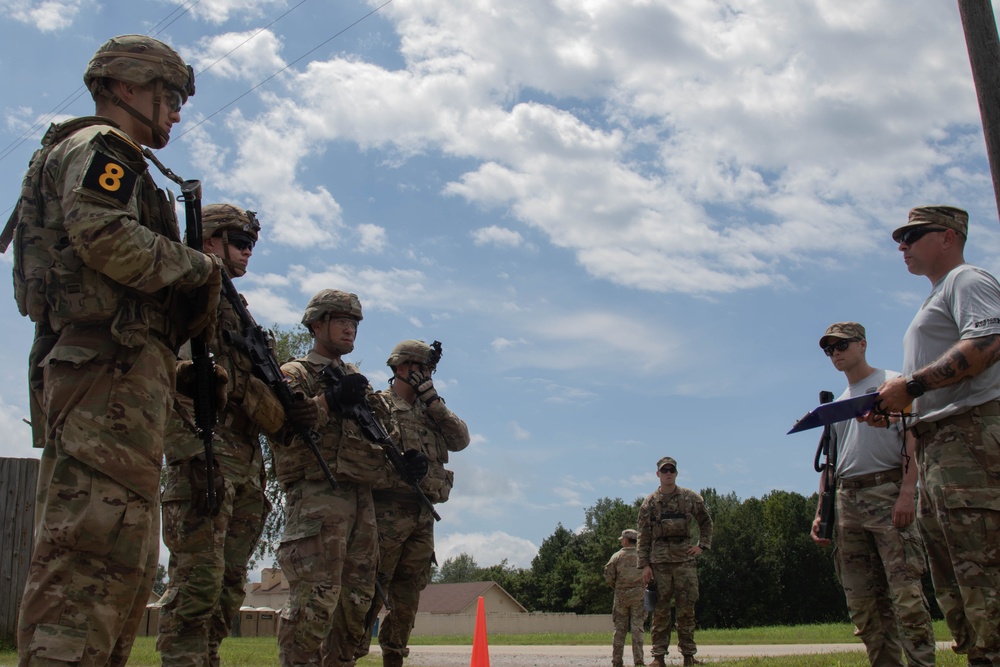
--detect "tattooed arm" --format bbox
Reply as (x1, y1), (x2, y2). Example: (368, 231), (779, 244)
(875, 334), (1000, 413)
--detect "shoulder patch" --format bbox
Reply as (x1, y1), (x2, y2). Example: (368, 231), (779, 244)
(80, 149), (138, 206)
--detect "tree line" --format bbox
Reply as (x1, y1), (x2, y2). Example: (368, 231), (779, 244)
(432, 492), (941, 629)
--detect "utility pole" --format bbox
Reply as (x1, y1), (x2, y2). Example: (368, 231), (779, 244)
(957, 0), (1000, 221)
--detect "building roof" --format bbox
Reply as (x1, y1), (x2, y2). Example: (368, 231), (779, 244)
(417, 581), (527, 614)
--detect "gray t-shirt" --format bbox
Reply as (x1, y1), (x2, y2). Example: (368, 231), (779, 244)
(902, 263), (1000, 422)
(833, 368), (905, 478)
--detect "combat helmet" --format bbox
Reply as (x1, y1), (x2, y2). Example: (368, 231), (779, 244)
(301, 289), (363, 327)
(386, 340), (432, 368)
(84, 34), (195, 148)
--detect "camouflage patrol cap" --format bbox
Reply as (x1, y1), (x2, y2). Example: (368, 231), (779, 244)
(892, 205), (969, 242)
(202, 204), (260, 242)
(84, 34), (195, 100)
(301, 289), (363, 326)
(819, 322), (865, 348)
(657, 456), (677, 470)
(619, 529), (638, 542)
(386, 339), (432, 367)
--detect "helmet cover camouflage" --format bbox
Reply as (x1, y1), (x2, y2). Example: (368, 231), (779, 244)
(301, 289), (363, 326)
(202, 204), (260, 242)
(386, 339), (433, 367)
(84, 34), (195, 100)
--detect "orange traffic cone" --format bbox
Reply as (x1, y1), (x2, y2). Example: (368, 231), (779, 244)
(470, 595), (490, 667)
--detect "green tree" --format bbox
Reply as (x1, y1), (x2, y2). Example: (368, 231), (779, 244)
(152, 563), (168, 596)
(435, 553), (480, 583)
(569, 496), (643, 614)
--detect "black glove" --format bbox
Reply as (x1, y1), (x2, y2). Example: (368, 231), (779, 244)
(189, 456), (224, 517)
(406, 370), (439, 406)
(176, 360), (229, 409)
(324, 373), (369, 411)
(287, 392), (319, 430)
(402, 449), (429, 485)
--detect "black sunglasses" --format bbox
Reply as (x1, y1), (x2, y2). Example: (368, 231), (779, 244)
(225, 232), (255, 252)
(823, 338), (859, 357)
(898, 226), (948, 246)
(659, 466), (677, 474)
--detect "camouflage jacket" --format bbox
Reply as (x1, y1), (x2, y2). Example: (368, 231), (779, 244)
(637, 485), (713, 566)
(604, 546), (643, 601)
(371, 387), (470, 502)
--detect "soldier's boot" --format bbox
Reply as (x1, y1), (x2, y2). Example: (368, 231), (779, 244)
(682, 656), (701, 666)
(383, 652), (404, 667)
(650, 656), (667, 667)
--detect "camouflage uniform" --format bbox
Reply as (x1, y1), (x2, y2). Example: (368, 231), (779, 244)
(9, 36), (216, 667)
(604, 530), (645, 667)
(271, 291), (385, 667)
(637, 466), (712, 664)
(157, 206), (280, 667)
(354, 340), (470, 667)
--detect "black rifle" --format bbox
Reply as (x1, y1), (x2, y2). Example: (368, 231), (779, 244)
(813, 390), (837, 540)
(180, 180), (219, 516)
(219, 273), (338, 491)
(319, 364), (441, 521)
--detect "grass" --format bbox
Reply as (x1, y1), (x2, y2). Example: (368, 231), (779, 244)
(0, 622), (960, 666)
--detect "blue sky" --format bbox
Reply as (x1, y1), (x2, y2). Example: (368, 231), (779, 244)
(2, 0), (1000, 575)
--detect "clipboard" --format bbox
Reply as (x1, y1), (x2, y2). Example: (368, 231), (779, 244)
(787, 392), (879, 434)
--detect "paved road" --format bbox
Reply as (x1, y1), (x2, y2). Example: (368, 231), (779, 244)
(398, 641), (956, 666)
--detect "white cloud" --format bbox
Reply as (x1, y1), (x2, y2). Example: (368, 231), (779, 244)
(167, 0), (286, 24)
(356, 223), (387, 253)
(1, 0), (89, 31)
(0, 396), (35, 459)
(186, 29), (287, 82)
(435, 531), (537, 570)
(471, 225), (523, 248)
(509, 421), (531, 441)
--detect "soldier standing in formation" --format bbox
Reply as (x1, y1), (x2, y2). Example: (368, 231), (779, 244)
(269, 290), (384, 667)
(8, 35), (222, 666)
(637, 457), (713, 667)
(156, 205), (317, 666)
(604, 528), (646, 667)
(355, 339), (470, 667)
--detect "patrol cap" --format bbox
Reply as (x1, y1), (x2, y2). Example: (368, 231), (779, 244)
(657, 456), (677, 470)
(301, 289), (363, 326)
(891, 205), (969, 243)
(619, 529), (638, 542)
(819, 322), (865, 348)
(386, 339), (433, 367)
(202, 204), (260, 242)
(84, 34), (195, 100)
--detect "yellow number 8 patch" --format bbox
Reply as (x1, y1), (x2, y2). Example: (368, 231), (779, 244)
(81, 149), (138, 207)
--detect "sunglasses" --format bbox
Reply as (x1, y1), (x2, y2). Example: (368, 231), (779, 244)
(823, 338), (859, 357)
(162, 87), (185, 113)
(659, 466), (677, 474)
(225, 232), (255, 252)
(898, 226), (948, 246)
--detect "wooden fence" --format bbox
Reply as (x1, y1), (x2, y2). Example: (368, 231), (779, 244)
(0, 457), (37, 647)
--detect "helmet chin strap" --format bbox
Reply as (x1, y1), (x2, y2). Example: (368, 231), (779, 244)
(94, 78), (169, 148)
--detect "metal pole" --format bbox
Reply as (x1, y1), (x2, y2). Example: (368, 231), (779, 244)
(957, 0), (1000, 221)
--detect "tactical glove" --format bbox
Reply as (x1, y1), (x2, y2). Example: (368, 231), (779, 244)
(175, 360), (229, 409)
(324, 372), (369, 411)
(406, 370), (440, 406)
(190, 455), (225, 517)
(287, 392), (320, 430)
(402, 449), (429, 485)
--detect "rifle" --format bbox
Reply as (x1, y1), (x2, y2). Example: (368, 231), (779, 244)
(319, 364), (441, 521)
(219, 273), (338, 491)
(813, 390), (837, 540)
(180, 179), (219, 516)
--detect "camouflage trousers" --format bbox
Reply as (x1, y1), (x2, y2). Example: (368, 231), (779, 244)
(611, 590), (645, 666)
(276, 479), (377, 667)
(833, 478), (935, 667)
(915, 407), (1000, 666)
(157, 445), (269, 667)
(18, 333), (173, 667)
(354, 493), (436, 661)
(649, 561), (698, 659)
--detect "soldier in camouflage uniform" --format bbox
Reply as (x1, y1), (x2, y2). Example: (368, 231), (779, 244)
(604, 528), (645, 667)
(872, 206), (1000, 667)
(810, 322), (935, 667)
(354, 339), (470, 667)
(5, 35), (223, 667)
(637, 457), (712, 667)
(157, 205), (314, 666)
(270, 290), (388, 667)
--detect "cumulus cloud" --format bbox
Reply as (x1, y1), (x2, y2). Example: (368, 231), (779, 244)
(435, 531), (537, 569)
(1, 0), (89, 31)
(356, 223), (387, 253)
(471, 225), (523, 248)
(186, 29), (287, 81)
(166, 0), (286, 24)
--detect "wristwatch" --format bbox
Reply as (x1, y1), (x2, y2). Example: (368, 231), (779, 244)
(698, 544), (710, 551)
(905, 375), (926, 398)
